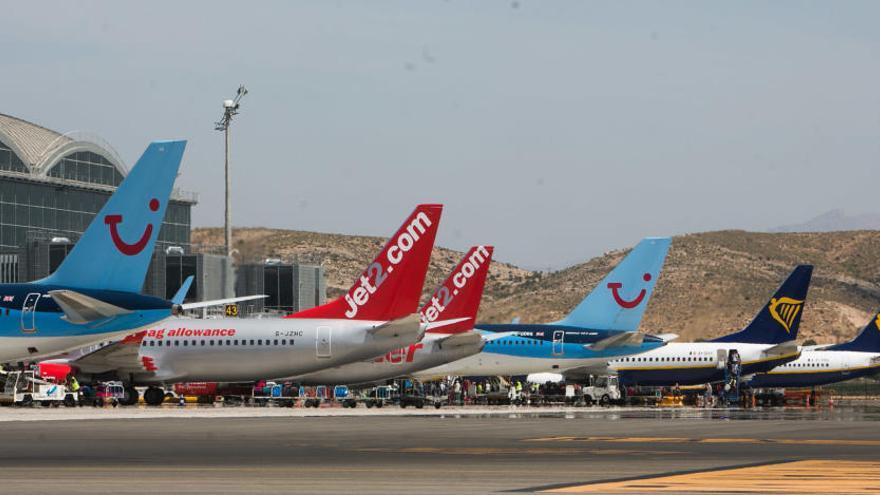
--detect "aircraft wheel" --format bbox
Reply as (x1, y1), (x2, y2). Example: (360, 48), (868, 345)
(144, 387), (165, 406)
(600, 395), (611, 406)
(376, 401), (383, 408)
(121, 386), (139, 406)
(63, 395), (77, 408)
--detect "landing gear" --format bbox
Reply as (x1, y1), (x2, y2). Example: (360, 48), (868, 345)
(144, 387), (165, 406)
(121, 386), (139, 406)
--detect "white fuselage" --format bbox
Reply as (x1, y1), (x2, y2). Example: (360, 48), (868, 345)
(287, 332), (484, 385)
(607, 342), (800, 386)
(747, 348), (880, 388)
(108, 316), (424, 384)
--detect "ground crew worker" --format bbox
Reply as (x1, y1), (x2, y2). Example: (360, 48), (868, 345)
(69, 376), (81, 399)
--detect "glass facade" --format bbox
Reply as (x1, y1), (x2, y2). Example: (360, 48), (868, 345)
(0, 144), (192, 257)
(165, 255), (198, 301)
(0, 140), (29, 174)
(0, 179), (191, 251)
(47, 150), (124, 186)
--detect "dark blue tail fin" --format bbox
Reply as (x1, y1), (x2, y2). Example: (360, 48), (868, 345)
(712, 265), (813, 344)
(41, 140), (186, 293)
(827, 311), (880, 352)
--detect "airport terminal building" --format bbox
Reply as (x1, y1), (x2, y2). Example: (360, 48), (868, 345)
(0, 113), (324, 310)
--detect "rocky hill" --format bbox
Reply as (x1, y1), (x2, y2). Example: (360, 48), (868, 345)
(193, 228), (880, 345)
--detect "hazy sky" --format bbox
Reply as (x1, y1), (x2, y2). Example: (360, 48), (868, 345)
(2, 1), (879, 269)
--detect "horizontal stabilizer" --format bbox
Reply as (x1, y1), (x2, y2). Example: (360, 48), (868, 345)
(481, 331), (518, 342)
(179, 294), (268, 311)
(171, 276), (194, 305)
(762, 341), (799, 357)
(587, 331), (645, 351)
(368, 314), (423, 339)
(425, 317), (472, 333)
(437, 331), (483, 350)
(655, 333), (679, 342)
(48, 290), (132, 324)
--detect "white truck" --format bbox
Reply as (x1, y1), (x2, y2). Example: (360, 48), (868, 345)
(581, 375), (622, 406)
(0, 371), (77, 407)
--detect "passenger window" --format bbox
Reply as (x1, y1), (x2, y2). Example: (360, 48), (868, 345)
(234, 340), (239, 345)
(250, 339), (255, 345)
(227, 340), (231, 346)
(258, 340), (262, 345)
(174, 341), (179, 346)
(274, 339), (278, 345)
(218, 340), (223, 346)
(210, 340), (215, 346)
(282, 339), (286, 345)
(201, 340), (205, 346)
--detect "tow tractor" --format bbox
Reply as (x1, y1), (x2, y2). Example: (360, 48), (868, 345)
(581, 375), (621, 406)
(0, 370), (76, 407)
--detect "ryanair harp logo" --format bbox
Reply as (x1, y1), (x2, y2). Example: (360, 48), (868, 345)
(768, 297), (803, 333)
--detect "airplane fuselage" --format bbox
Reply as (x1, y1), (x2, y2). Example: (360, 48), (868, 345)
(746, 349), (880, 388)
(287, 331), (484, 385)
(102, 316), (424, 384)
(415, 324), (665, 378)
(0, 283), (172, 363)
(608, 342), (800, 386)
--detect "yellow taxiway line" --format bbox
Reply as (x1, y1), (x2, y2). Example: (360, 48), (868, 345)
(543, 460), (880, 494)
(526, 435), (880, 447)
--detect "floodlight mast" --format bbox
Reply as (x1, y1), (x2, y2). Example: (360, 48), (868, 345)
(214, 85), (247, 259)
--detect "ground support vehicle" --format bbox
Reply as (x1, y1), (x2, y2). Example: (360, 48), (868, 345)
(0, 371), (76, 407)
(299, 385), (329, 408)
(334, 386), (360, 408)
(92, 381), (127, 407)
(581, 376), (622, 406)
(251, 382), (296, 407)
(363, 385), (393, 409)
(398, 389), (445, 409)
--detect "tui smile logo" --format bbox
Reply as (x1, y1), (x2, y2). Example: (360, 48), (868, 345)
(607, 273), (652, 309)
(105, 198), (159, 256)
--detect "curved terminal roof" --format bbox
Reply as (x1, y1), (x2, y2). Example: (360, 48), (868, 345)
(0, 112), (196, 203)
(0, 112), (127, 176)
(0, 113), (73, 170)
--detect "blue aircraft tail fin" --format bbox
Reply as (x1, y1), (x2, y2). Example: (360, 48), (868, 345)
(554, 237), (671, 331)
(41, 140), (186, 293)
(827, 310), (880, 352)
(712, 265), (812, 344)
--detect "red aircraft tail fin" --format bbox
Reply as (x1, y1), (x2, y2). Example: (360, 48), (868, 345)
(421, 245), (493, 334)
(286, 204), (443, 321)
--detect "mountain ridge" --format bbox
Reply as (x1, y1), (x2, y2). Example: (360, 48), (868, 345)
(193, 227), (880, 345)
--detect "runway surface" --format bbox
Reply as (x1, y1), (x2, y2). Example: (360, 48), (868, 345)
(3, 405), (880, 494)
